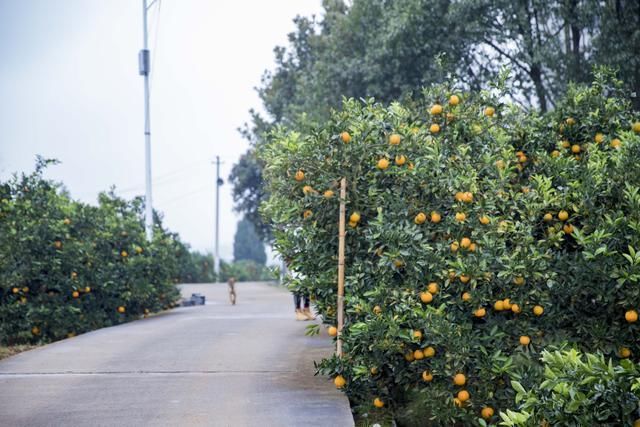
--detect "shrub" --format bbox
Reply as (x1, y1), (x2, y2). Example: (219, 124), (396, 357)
(219, 260), (276, 282)
(259, 69), (640, 425)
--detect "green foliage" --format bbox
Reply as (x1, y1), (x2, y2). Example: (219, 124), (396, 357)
(233, 217), (266, 265)
(177, 251), (216, 284)
(259, 70), (640, 425)
(501, 349), (640, 426)
(0, 159), (193, 344)
(218, 260), (275, 283)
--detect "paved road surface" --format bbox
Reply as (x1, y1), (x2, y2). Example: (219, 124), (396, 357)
(0, 282), (353, 427)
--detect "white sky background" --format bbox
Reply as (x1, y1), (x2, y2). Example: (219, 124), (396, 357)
(0, 0), (323, 261)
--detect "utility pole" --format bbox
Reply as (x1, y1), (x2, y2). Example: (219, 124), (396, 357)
(139, 0), (157, 241)
(214, 156), (223, 280)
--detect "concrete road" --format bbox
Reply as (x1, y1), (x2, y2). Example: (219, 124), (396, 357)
(0, 282), (353, 427)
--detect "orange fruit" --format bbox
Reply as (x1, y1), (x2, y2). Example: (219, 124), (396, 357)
(303, 210), (313, 219)
(625, 310), (638, 323)
(455, 212), (466, 222)
(84, 286), (91, 293)
(328, 326), (338, 337)
(72, 291), (80, 298)
(370, 367), (379, 375)
(430, 104), (443, 115)
(551, 150), (560, 158)
(377, 158), (390, 170)
(302, 185), (314, 195)
(450, 241), (460, 252)
(422, 370), (433, 382)
(469, 243), (477, 252)
(395, 155), (407, 166)
(571, 144), (581, 154)
(474, 307), (486, 318)
(481, 407), (495, 419)
(117, 306), (126, 314)
(453, 398), (462, 407)
(424, 346), (436, 357)
(511, 303), (521, 314)
(350, 212), (361, 223)
(413, 330), (423, 339)
(427, 282), (439, 294)
(566, 117), (576, 126)
(414, 349), (425, 360)
(462, 192), (473, 202)
(63, 218), (71, 225)
(430, 211), (442, 223)
(460, 274), (470, 284)
(295, 170), (305, 181)
(533, 305), (544, 316)
(563, 223), (574, 234)
(594, 133), (604, 144)
(405, 351), (415, 362)
(460, 237), (471, 249)
(462, 292), (471, 302)
(373, 305), (382, 314)
(502, 299), (512, 310)
(453, 373), (466, 386)
(389, 134), (401, 145)
(455, 191), (464, 202)
(430, 123), (441, 134)
(494, 300), (504, 311)
(620, 347), (631, 358)
(561, 139), (570, 148)
(457, 390), (470, 402)
(334, 375), (346, 388)
(135, 246), (143, 254)
(121, 250), (128, 258)
(340, 131), (351, 143)
(420, 292), (433, 304)
(633, 122), (640, 133)
(611, 138), (622, 149)
(484, 107), (495, 117)
(324, 190), (334, 198)
(558, 210), (569, 221)
(414, 212), (427, 224)
(479, 215), (490, 225)
(373, 398), (384, 408)
(519, 335), (531, 346)
(513, 276), (525, 286)
(449, 95), (460, 106)
(543, 213), (553, 222)
(31, 326), (40, 335)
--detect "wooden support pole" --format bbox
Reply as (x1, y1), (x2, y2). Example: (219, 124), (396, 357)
(337, 177), (347, 357)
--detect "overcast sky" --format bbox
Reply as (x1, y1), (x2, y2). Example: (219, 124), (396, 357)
(0, 0), (323, 261)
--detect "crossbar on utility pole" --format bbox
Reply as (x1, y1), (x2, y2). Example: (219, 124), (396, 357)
(140, 0), (154, 241)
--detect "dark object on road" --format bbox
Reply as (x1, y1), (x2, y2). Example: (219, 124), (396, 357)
(182, 293), (206, 307)
(228, 277), (237, 305)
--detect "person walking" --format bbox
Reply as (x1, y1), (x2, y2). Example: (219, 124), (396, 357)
(294, 293), (315, 320)
(228, 277), (237, 305)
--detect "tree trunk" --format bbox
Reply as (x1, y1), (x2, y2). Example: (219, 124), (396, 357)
(531, 63), (547, 113)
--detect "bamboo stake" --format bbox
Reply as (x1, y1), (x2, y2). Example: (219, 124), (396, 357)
(337, 177), (347, 357)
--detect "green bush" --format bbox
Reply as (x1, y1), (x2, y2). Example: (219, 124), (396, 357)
(501, 349), (640, 426)
(259, 69), (640, 425)
(219, 259), (275, 283)
(0, 158), (191, 344)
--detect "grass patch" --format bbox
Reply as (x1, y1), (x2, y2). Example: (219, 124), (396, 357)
(0, 344), (38, 361)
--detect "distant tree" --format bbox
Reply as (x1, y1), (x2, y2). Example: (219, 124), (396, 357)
(233, 217), (266, 265)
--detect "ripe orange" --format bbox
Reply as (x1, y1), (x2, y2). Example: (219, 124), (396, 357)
(373, 305), (382, 314)
(72, 291), (80, 298)
(328, 326), (338, 337)
(462, 292), (471, 302)
(561, 139), (570, 148)
(424, 346), (436, 357)
(533, 305), (544, 316)
(54, 240), (62, 249)
(558, 210), (569, 221)
(373, 398), (384, 408)
(422, 370), (433, 382)
(117, 306), (126, 314)
(31, 326), (40, 335)
(324, 190), (334, 198)
(479, 215), (490, 225)
(571, 144), (581, 154)
(302, 185), (314, 195)
(135, 246), (143, 254)
(502, 299), (512, 310)
(430, 104), (443, 115)
(340, 131), (351, 143)
(455, 212), (466, 222)
(370, 367), (379, 375)
(543, 213), (553, 222)
(450, 241), (460, 252)
(295, 170), (305, 181)
(494, 300), (504, 311)
(350, 212), (361, 223)
(427, 282), (439, 294)
(430, 211), (442, 223)
(566, 117), (576, 126)
(611, 138), (622, 149)
(63, 218), (71, 225)
(594, 133), (604, 144)
(413, 330), (423, 339)
(625, 310), (638, 323)
(449, 95), (460, 106)
(551, 150), (560, 158)
(457, 390), (470, 402)
(303, 210), (313, 219)
(484, 106), (495, 117)
(519, 335), (531, 346)
(414, 349), (425, 360)
(481, 407), (494, 419)
(395, 155), (407, 166)
(12, 287), (19, 294)
(121, 250), (128, 258)
(513, 276), (525, 286)
(474, 307), (486, 318)
(462, 192), (473, 203)
(455, 191), (464, 202)
(620, 347), (631, 358)
(460, 237), (471, 249)
(420, 292), (433, 304)
(377, 158), (390, 170)
(563, 223), (574, 234)
(633, 122), (640, 133)
(389, 134), (401, 145)
(414, 212), (427, 224)
(453, 373), (466, 386)
(511, 303), (521, 314)
(430, 123), (441, 134)
(334, 375), (346, 388)
(468, 243), (477, 252)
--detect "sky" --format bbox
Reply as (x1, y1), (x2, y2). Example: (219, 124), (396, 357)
(0, 0), (323, 261)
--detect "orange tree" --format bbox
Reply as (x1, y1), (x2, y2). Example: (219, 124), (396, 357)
(0, 158), (183, 344)
(260, 70), (640, 425)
